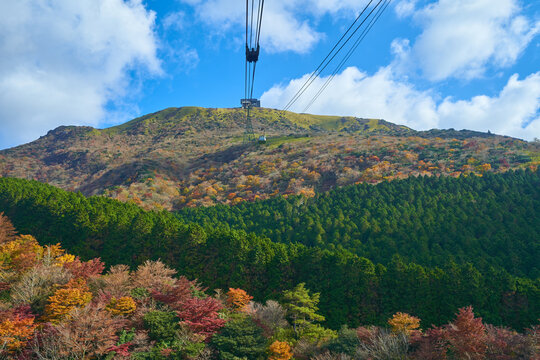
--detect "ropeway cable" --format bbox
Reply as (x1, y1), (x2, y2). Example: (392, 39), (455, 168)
(302, 0), (392, 113)
(282, 0), (377, 111)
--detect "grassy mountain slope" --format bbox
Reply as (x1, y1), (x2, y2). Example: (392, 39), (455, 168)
(0, 107), (538, 210)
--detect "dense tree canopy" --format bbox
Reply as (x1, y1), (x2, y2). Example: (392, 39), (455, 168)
(3, 220), (535, 359)
(0, 172), (538, 330)
(177, 169), (540, 278)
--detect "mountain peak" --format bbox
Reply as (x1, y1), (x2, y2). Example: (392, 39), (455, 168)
(1, 106), (537, 210)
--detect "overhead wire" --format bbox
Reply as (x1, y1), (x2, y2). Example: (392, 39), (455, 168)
(245, 0), (249, 103)
(282, 0), (376, 111)
(256, 0), (265, 45)
(302, 0), (392, 113)
(250, 0), (255, 47)
(246, 0), (264, 100)
(243, 0), (264, 142)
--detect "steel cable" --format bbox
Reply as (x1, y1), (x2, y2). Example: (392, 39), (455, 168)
(303, 0), (392, 113)
(282, 0), (376, 111)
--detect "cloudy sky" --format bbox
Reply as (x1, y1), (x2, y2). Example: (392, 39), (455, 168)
(0, 0), (538, 149)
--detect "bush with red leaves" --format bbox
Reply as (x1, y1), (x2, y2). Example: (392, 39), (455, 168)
(64, 257), (105, 279)
(176, 296), (226, 340)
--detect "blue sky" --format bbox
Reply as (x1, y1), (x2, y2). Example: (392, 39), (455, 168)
(0, 0), (539, 149)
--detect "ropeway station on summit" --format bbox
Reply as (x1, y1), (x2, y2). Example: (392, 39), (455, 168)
(240, 0), (390, 144)
(241, 98), (260, 108)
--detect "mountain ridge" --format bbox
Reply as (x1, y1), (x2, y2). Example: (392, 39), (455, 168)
(11, 106), (514, 146)
(0, 107), (538, 210)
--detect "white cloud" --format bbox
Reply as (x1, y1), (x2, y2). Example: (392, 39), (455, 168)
(401, 0), (539, 81)
(261, 67), (540, 140)
(0, 0), (161, 149)
(437, 72), (540, 139)
(161, 11), (199, 72)
(304, 0), (378, 15)
(179, 0), (377, 53)
(163, 11), (187, 32)
(163, 44), (200, 73)
(180, 0), (322, 53)
(263, 5), (322, 53)
(394, 0), (417, 18)
(262, 66), (439, 130)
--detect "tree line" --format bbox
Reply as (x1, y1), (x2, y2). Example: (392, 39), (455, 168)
(177, 169), (540, 278)
(0, 174), (538, 330)
(1, 216), (538, 359)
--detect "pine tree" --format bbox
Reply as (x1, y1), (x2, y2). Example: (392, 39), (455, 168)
(282, 283), (325, 338)
(210, 317), (267, 360)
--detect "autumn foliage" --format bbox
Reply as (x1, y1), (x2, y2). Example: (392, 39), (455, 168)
(151, 276), (198, 308)
(63, 257), (105, 279)
(105, 296), (137, 316)
(150, 276), (226, 340)
(44, 278), (92, 323)
(0, 306), (36, 352)
(269, 340), (293, 360)
(0, 213), (538, 359)
(445, 306), (487, 360)
(176, 296), (226, 340)
(0, 234), (41, 272)
(227, 287), (253, 312)
(33, 307), (125, 359)
(388, 312), (421, 335)
(0, 212), (16, 244)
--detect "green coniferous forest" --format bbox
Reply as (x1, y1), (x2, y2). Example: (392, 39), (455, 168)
(0, 170), (538, 331)
(176, 169), (540, 278)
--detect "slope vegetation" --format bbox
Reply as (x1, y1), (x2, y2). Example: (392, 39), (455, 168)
(0, 107), (538, 210)
(177, 169), (540, 278)
(2, 216), (538, 359)
(0, 173), (538, 330)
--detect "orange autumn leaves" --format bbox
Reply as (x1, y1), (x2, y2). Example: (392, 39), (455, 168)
(226, 287), (253, 312)
(0, 234), (43, 272)
(388, 312), (421, 335)
(269, 340), (293, 360)
(0, 307), (36, 352)
(0, 213), (107, 353)
(0, 233), (76, 275)
(44, 278), (92, 323)
(105, 296), (137, 316)
(104, 133), (535, 211)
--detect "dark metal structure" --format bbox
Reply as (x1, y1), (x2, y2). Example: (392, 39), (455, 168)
(241, 98), (260, 108)
(242, 0), (264, 143)
(246, 44), (260, 63)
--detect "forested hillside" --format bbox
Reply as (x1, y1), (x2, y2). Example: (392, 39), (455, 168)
(2, 216), (538, 359)
(0, 173), (538, 332)
(177, 170), (540, 278)
(1, 107), (538, 211)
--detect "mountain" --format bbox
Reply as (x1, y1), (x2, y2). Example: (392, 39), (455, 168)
(0, 107), (539, 210)
(1, 107), (538, 357)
